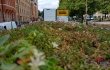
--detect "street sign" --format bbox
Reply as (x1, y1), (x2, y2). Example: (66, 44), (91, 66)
(57, 10), (68, 16)
(57, 10), (69, 22)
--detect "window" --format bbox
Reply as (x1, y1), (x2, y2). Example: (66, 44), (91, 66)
(12, 13), (14, 20)
(0, 10), (2, 17)
(0, 0), (1, 4)
(7, 0), (8, 4)
(16, 0), (18, 4)
(7, 0), (10, 5)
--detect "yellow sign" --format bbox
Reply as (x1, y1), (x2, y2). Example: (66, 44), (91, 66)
(57, 10), (68, 16)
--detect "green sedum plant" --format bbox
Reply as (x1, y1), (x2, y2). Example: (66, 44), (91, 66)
(0, 35), (63, 70)
(0, 22), (110, 70)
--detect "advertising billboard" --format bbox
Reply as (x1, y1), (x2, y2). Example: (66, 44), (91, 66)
(44, 9), (56, 21)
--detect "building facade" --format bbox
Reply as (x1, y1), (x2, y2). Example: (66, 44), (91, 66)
(31, 0), (38, 21)
(0, 0), (16, 22)
(16, 0), (31, 23)
(0, 0), (38, 23)
(16, 0), (38, 24)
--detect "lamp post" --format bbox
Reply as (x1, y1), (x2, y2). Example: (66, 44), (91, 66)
(86, 0), (88, 25)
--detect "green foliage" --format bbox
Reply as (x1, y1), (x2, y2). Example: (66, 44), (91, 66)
(0, 59), (23, 70)
(0, 22), (110, 70)
(0, 35), (9, 47)
(0, 40), (21, 58)
(58, 0), (86, 17)
(58, 0), (102, 18)
(73, 24), (85, 31)
(88, 0), (101, 15)
(0, 34), (63, 70)
(101, 0), (110, 14)
(105, 52), (110, 60)
(0, 35), (24, 70)
(40, 57), (64, 70)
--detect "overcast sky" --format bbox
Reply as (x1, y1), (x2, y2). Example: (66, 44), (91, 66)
(38, 0), (59, 11)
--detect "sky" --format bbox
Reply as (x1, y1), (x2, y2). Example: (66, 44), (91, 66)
(38, 0), (59, 11)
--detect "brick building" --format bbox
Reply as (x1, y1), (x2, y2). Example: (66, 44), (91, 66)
(0, 0), (38, 23)
(0, 0), (16, 22)
(31, 0), (38, 21)
(34, 2), (38, 20)
(16, 0), (31, 23)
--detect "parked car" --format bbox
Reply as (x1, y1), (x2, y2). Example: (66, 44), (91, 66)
(0, 21), (17, 32)
(86, 15), (96, 20)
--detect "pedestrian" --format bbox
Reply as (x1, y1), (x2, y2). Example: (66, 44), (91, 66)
(15, 21), (18, 26)
(73, 16), (76, 22)
(4, 26), (7, 30)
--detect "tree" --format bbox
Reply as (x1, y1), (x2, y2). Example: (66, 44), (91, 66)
(74, 0), (86, 22)
(58, 0), (86, 22)
(38, 10), (42, 16)
(101, 0), (110, 18)
(58, 0), (106, 22)
(87, 0), (101, 19)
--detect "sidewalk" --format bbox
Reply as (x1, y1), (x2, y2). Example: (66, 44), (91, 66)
(94, 21), (110, 28)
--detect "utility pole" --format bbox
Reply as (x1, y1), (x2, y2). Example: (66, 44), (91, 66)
(1, 0), (5, 22)
(86, 0), (88, 25)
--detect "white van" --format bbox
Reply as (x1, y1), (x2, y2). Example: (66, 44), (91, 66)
(0, 21), (17, 32)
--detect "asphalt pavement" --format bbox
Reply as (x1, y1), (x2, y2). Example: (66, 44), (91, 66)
(94, 21), (110, 28)
(95, 21), (110, 25)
